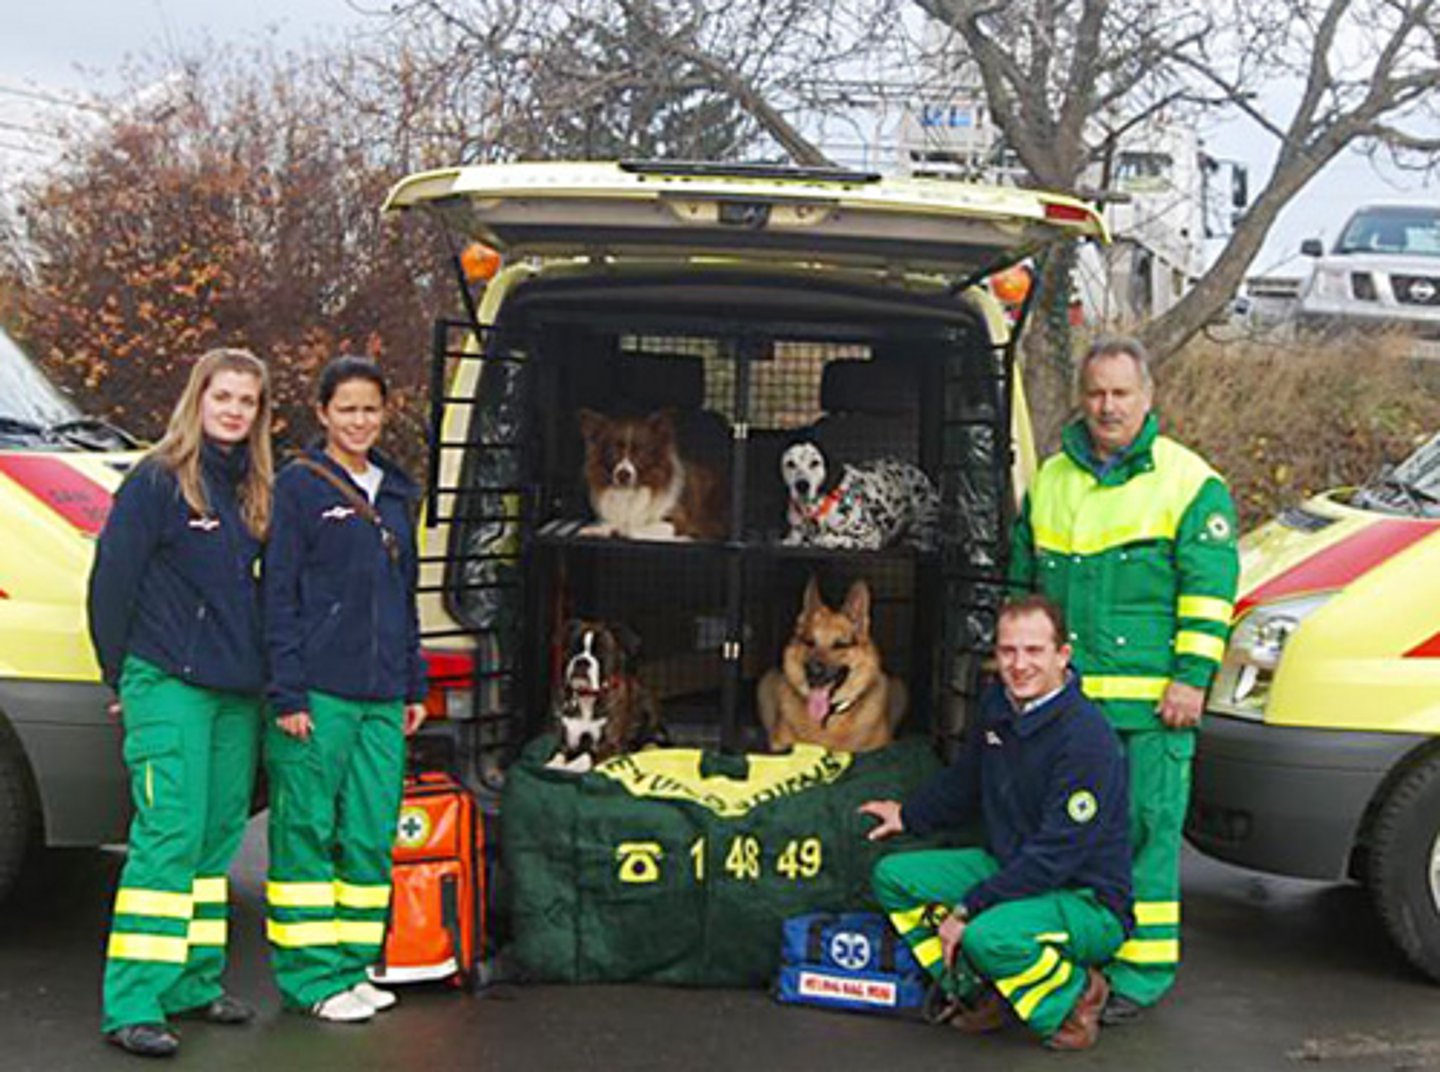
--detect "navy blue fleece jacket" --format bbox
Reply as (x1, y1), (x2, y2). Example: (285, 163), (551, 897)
(902, 674), (1133, 929)
(87, 442), (265, 693)
(263, 446), (425, 715)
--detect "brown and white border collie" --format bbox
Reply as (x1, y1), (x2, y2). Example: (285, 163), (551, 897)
(577, 409), (727, 541)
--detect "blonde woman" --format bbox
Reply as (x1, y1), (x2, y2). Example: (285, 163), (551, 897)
(88, 349), (273, 1058)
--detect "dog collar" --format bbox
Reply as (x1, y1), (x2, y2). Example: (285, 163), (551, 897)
(804, 486), (849, 522)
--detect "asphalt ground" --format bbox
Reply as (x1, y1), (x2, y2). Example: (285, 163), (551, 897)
(3, 820), (1438, 1072)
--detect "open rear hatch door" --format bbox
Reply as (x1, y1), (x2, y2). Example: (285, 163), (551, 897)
(383, 161), (1106, 281)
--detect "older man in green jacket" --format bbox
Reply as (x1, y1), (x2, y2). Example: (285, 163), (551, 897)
(1009, 335), (1239, 1023)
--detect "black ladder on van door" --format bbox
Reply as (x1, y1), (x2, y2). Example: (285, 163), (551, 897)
(418, 317), (534, 791)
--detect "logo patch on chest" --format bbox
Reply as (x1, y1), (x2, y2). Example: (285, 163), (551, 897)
(321, 505), (356, 522)
(187, 516), (221, 531)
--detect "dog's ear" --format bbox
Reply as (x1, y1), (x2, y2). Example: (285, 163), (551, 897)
(578, 409), (604, 442)
(564, 618), (588, 651)
(841, 579), (872, 639)
(801, 576), (824, 617)
(645, 408), (677, 437)
(611, 621), (643, 666)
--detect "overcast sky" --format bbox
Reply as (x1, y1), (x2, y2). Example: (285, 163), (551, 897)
(2, 1), (1435, 277)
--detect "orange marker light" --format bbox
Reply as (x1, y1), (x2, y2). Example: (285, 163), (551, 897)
(991, 264), (1033, 305)
(460, 242), (502, 284)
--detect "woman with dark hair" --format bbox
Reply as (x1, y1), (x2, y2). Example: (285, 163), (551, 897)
(89, 348), (274, 1057)
(263, 355), (427, 1022)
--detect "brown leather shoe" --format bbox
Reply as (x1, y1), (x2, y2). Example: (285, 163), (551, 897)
(1045, 967), (1109, 1051)
(949, 988), (1007, 1034)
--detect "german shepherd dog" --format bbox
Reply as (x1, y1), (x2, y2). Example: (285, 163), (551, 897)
(545, 618), (666, 773)
(757, 578), (905, 753)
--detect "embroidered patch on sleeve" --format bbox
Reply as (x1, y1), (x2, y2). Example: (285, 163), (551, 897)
(1067, 789), (1098, 823)
(1204, 513), (1234, 542)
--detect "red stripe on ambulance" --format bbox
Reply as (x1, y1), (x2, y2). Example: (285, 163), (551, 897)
(1405, 632), (1440, 659)
(1237, 519), (1440, 619)
(0, 455), (114, 536)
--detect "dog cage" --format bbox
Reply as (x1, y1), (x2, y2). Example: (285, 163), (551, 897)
(421, 277), (1016, 782)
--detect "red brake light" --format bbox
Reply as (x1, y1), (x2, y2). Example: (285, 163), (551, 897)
(1042, 201), (1092, 224)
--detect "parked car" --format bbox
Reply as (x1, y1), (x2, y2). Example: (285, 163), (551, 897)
(1296, 202), (1440, 338)
(1187, 430), (1440, 980)
(0, 328), (139, 901)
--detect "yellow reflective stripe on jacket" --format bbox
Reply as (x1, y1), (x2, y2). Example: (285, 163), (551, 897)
(1177, 595), (1233, 625)
(997, 945), (1060, 998)
(336, 920), (387, 945)
(911, 936), (943, 968)
(1014, 960), (1074, 1022)
(1175, 630), (1226, 663)
(114, 888), (193, 920)
(108, 932), (189, 963)
(266, 920), (337, 947)
(1115, 938), (1180, 964)
(335, 881), (392, 909)
(192, 876), (228, 903)
(1081, 675), (1169, 702)
(1029, 439), (1218, 556)
(888, 905), (927, 934)
(1034, 931), (1070, 944)
(267, 881), (336, 908)
(188, 919), (228, 946)
(1134, 901), (1180, 927)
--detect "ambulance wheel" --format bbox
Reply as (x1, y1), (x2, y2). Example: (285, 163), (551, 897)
(1367, 753), (1440, 983)
(0, 720), (38, 905)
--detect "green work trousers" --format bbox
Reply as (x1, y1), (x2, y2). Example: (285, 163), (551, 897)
(1105, 726), (1191, 1007)
(873, 847), (1125, 1040)
(102, 657), (262, 1033)
(264, 691), (404, 1009)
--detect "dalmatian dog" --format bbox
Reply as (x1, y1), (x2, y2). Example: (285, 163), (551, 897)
(780, 440), (940, 551)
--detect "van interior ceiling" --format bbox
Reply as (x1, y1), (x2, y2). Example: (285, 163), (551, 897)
(434, 270), (1016, 775)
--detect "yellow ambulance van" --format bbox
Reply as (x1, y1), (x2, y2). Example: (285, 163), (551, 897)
(1187, 433), (1440, 979)
(0, 328), (139, 901)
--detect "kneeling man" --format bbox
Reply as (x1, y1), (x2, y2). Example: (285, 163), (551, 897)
(860, 595), (1133, 1051)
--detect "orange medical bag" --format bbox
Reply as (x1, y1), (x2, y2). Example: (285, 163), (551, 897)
(371, 771), (486, 987)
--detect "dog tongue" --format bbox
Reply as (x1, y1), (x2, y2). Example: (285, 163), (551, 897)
(808, 688), (831, 722)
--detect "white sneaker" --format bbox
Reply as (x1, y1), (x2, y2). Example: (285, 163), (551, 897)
(310, 990), (375, 1023)
(350, 981), (398, 1012)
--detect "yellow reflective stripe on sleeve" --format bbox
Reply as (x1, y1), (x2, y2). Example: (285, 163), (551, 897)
(114, 889), (193, 920)
(267, 881), (337, 908)
(997, 945), (1060, 998)
(187, 919), (227, 946)
(889, 905), (928, 934)
(911, 936), (944, 968)
(1082, 675), (1169, 702)
(1015, 960), (1074, 1022)
(1178, 595), (1234, 624)
(108, 932), (189, 964)
(266, 920), (338, 948)
(336, 920), (387, 946)
(1134, 901), (1180, 927)
(1034, 931), (1070, 944)
(192, 877), (228, 904)
(334, 881), (392, 909)
(145, 762), (154, 808)
(1175, 631), (1226, 663)
(1115, 938), (1180, 964)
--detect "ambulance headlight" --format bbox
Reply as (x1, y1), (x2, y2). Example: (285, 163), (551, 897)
(1212, 594), (1331, 719)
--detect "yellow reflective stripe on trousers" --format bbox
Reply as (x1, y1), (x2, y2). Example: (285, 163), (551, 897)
(996, 945), (1060, 998)
(1015, 960), (1074, 1022)
(889, 905), (928, 934)
(1178, 595), (1234, 624)
(192, 876), (228, 904)
(267, 920), (338, 947)
(1115, 938), (1180, 964)
(267, 881), (337, 908)
(1175, 630), (1226, 663)
(911, 936), (944, 968)
(1082, 675), (1169, 702)
(114, 888), (193, 920)
(108, 932), (189, 964)
(336, 920), (387, 945)
(188, 919), (228, 946)
(335, 881), (392, 909)
(1034, 931), (1070, 944)
(1134, 901), (1180, 927)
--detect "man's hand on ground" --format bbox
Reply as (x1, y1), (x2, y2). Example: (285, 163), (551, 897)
(1158, 682), (1205, 728)
(858, 800), (904, 841)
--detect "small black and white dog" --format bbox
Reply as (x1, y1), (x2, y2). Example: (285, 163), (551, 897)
(545, 619), (665, 774)
(780, 441), (940, 551)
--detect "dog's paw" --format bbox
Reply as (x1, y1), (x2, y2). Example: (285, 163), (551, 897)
(578, 522), (616, 538)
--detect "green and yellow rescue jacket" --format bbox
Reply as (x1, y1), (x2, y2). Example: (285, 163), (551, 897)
(1008, 414), (1239, 731)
